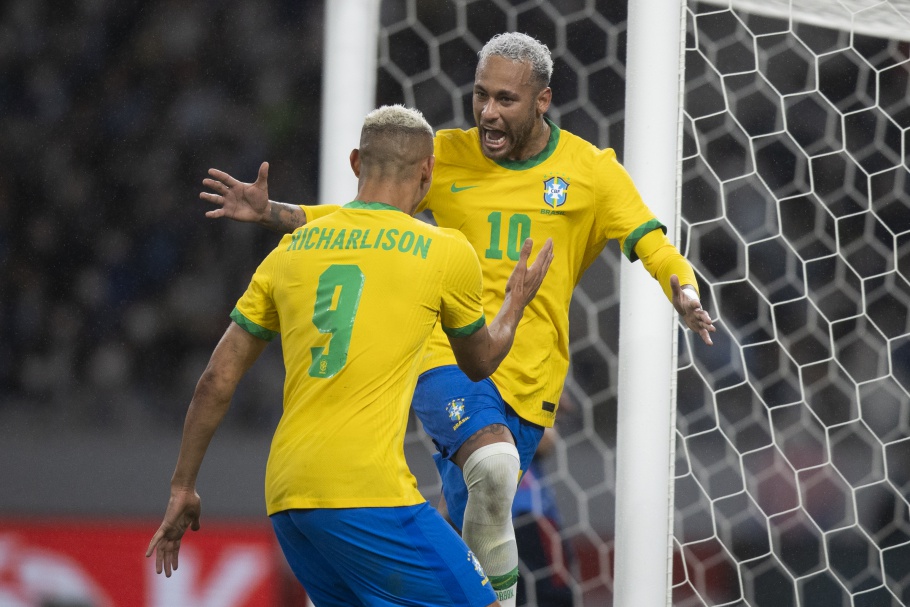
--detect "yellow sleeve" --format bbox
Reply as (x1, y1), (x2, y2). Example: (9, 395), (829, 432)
(634, 229), (699, 301)
(439, 233), (486, 337)
(592, 149), (666, 259)
(302, 204), (342, 223)
(232, 242), (284, 339)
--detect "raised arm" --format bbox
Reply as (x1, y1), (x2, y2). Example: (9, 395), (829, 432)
(449, 238), (554, 381)
(201, 161), (307, 233)
(145, 322), (268, 576)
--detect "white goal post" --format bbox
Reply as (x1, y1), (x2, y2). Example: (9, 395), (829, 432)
(318, 0), (381, 205)
(615, 0), (687, 605)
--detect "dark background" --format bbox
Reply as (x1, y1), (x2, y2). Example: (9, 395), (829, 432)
(0, 1), (325, 436)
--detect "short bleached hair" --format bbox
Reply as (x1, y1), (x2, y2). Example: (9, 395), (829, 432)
(362, 104), (434, 138)
(359, 104), (434, 177)
(478, 32), (553, 89)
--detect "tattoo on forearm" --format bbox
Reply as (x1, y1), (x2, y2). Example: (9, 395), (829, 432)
(268, 203), (306, 234)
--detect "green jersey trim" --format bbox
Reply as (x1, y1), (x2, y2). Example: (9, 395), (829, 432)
(442, 315), (486, 338)
(623, 219), (668, 263)
(344, 200), (405, 212)
(494, 118), (561, 171)
(230, 307), (279, 341)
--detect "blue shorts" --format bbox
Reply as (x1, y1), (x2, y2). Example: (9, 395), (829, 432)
(271, 503), (496, 607)
(412, 365), (545, 531)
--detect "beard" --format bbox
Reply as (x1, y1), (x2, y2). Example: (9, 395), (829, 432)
(476, 111), (539, 161)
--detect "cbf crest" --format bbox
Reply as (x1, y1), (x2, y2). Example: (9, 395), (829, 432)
(543, 176), (569, 208)
(446, 398), (465, 422)
(468, 550), (488, 582)
(446, 398), (469, 430)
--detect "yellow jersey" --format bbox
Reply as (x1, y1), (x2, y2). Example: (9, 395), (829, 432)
(416, 120), (697, 427)
(232, 202), (486, 514)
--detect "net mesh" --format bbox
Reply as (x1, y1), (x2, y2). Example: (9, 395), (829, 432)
(377, 1), (910, 605)
(674, 2), (910, 605)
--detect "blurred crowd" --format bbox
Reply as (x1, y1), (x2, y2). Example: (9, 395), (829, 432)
(0, 0), (325, 431)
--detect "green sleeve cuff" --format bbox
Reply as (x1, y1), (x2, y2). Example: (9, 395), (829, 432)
(623, 219), (667, 262)
(230, 307), (279, 341)
(442, 315), (486, 338)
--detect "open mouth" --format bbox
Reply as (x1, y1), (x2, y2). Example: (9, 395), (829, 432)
(482, 128), (508, 151)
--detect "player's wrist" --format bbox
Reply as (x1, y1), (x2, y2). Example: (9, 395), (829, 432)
(255, 200), (276, 226)
(169, 482), (196, 496)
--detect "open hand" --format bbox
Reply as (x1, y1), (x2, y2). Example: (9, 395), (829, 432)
(200, 162), (270, 224)
(506, 238), (555, 308)
(670, 274), (716, 346)
(146, 487), (202, 577)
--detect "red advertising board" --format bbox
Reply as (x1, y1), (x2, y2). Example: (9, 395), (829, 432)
(0, 518), (294, 607)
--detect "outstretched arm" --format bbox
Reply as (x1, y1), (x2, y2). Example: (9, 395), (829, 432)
(449, 238), (554, 380)
(634, 230), (716, 346)
(201, 161), (307, 233)
(146, 322), (268, 576)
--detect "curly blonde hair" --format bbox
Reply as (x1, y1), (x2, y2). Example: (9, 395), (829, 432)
(478, 32), (553, 89)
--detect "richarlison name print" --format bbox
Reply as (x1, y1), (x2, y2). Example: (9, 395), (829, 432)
(287, 225), (432, 259)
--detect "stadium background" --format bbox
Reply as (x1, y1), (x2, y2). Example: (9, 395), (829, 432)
(1, 1), (909, 606)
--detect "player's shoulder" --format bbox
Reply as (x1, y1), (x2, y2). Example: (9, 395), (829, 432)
(555, 126), (623, 177)
(397, 222), (475, 273)
(434, 126), (475, 143)
(434, 127), (481, 158)
(421, 222), (471, 245)
(302, 203), (343, 224)
(422, 223), (475, 256)
(557, 126), (616, 159)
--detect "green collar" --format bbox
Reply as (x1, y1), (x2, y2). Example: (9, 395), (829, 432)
(344, 200), (404, 212)
(494, 117), (561, 171)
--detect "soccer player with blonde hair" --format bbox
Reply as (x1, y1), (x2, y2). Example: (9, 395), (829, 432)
(202, 33), (715, 606)
(147, 104), (554, 607)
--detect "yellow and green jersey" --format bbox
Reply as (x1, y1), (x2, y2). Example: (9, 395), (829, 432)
(232, 202), (486, 514)
(415, 120), (697, 427)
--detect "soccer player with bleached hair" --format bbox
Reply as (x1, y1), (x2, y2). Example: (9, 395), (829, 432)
(147, 104), (554, 607)
(202, 32), (716, 606)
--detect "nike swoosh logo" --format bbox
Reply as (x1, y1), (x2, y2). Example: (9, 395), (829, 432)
(450, 182), (478, 193)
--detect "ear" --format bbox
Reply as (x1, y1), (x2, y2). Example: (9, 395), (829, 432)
(537, 87), (552, 115)
(350, 149), (361, 177)
(421, 155), (436, 186)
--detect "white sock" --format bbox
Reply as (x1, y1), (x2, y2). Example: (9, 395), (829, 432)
(460, 443), (521, 607)
(492, 576), (519, 607)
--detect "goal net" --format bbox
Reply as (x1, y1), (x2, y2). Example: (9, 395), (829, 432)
(675, 1), (910, 605)
(374, 1), (910, 605)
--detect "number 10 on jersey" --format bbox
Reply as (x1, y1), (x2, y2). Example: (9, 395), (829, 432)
(485, 212), (532, 261)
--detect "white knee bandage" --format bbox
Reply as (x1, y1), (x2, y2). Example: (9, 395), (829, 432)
(461, 443), (521, 580)
(462, 442), (521, 516)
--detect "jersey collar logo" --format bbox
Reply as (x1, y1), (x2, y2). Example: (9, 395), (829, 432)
(450, 182), (478, 193)
(543, 176), (569, 208)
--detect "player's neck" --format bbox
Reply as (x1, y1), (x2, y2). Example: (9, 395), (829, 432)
(508, 117), (551, 162)
(354, 180), (420, 216)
